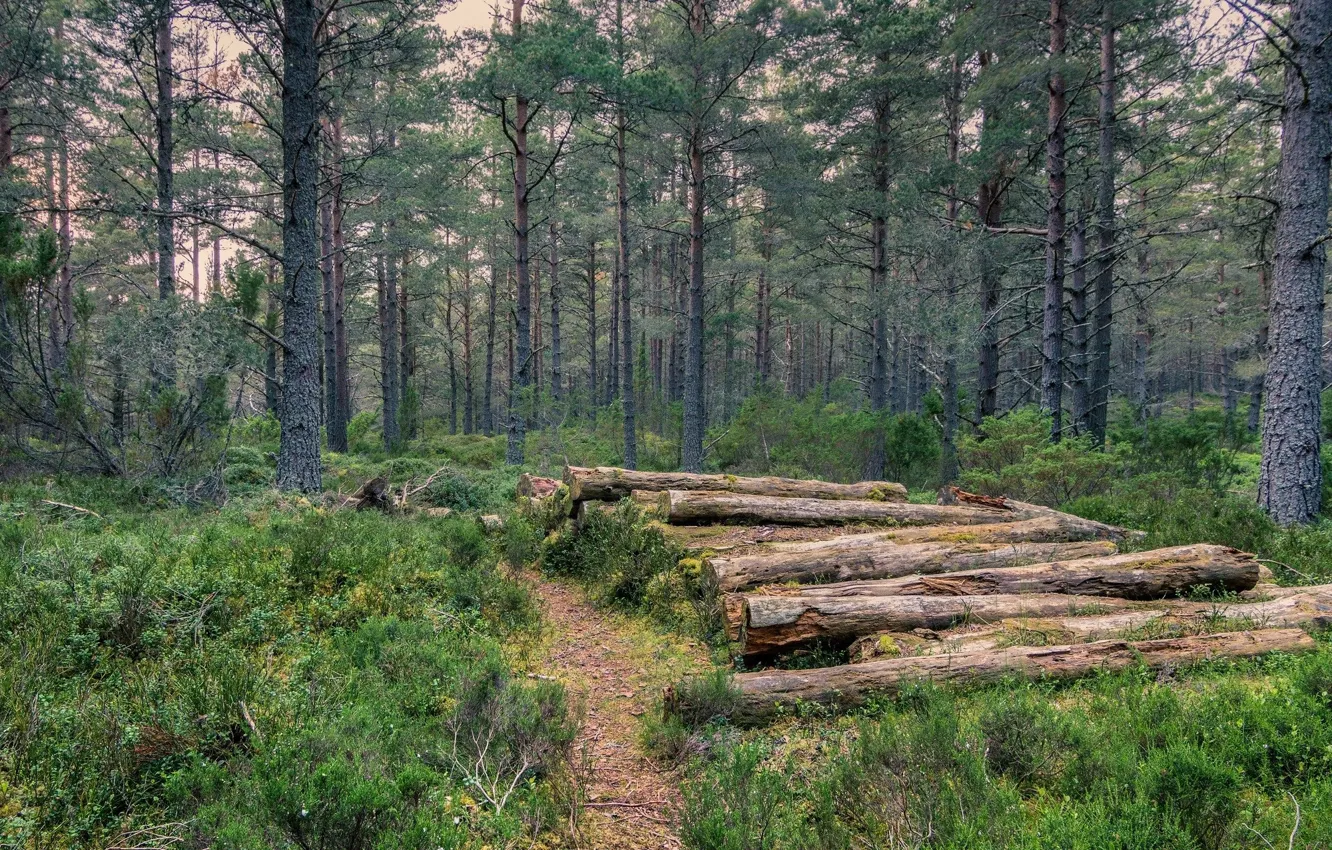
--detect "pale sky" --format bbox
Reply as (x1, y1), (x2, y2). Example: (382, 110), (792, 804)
(439, 0), (502, 32)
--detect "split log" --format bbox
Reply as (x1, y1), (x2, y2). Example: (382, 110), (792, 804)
(708, 538), (1118, 591)
(706, 629), (1315, 724)
(657, 491), (1026, 527)
(517, 474), (560, 499)
(740, 592), (1141, 658)
(850, 584), (1332, 658)
(564, 466), (907, 505)
(777, 545), (1259, 601)
(479, 514), (503, 532)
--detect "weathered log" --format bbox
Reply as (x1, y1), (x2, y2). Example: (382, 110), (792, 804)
(517, 474), (560, 498)
(848, 584), (1332, 659)
(657, 491), (1028, 527)
(479, 514), (503, 532)
(740, 592), (1140, 658)
(707, 629), (1315, 724)
(875, 515), (1131, 545)
(564, 466), (908, 505)
(708, 538), (1118, 591)
(778, 545), (1259, 601)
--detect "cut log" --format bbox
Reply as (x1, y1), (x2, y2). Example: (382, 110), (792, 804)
(704, 629), (1315, 724)
(875, 515), (1131, 545)
(564, 466), (907, 505)
(517, 474), (560, 499)
(708, 538), (1118, 591)
(657, 491), (1028, 527)
(849, 585), (1332, 659)
(777, 545), (1259, 601)
(740, 592), (1141, 658)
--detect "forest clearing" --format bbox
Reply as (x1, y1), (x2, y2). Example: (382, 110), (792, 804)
(5, 0), (1332, 846)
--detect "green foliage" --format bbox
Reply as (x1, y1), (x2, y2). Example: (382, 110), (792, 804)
(540, 501), (724, 640)
(679, 650), (1332, 850)
(680, 743), (812, 850)
(711, 393), (941, 488)
(959, 409), (1117, 505)
(0, 481), (569, 847)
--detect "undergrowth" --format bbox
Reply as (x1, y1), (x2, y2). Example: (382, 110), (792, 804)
(0, 478), (576, 849)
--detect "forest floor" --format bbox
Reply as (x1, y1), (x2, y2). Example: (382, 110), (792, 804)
(526, 570), (709, 849)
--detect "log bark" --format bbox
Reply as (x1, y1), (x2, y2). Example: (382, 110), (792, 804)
(741, 592), (1142, 658)
(851, 584), (1332, 658)
(564, 466), (907, 504)
(660, 491), (1024, 527)
(776, 545), (1258, 601)
(709, 539), (1118, 592)
(706, 629), (1315, 724)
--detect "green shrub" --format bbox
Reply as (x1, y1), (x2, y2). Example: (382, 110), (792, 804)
(979, 691), (1077, 789)
(959, 409), (1116, 505)
(680, 743), (812, 850)
(1142, 744), (1240, 850)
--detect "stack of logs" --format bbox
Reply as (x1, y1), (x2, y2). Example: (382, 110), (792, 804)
(548, 467), (1330, 725)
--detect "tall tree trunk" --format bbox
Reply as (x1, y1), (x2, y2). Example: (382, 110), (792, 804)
(1069, 213), (1090, 434)
(484, 236), (498, 435)
(507, 0), (530, 465)
(382, 233), (401, 451)
(941, 55), (961, 483)
(1041, 0), (1067, 441)
(401, 254), (413, 440)
(153, 6), (177, 391)
(1259, 0), (1332, 525)
(444, 250), (459, 435)
(609, 246), (620, 405)
(976, 54), (1005, 423)
(756, 212), (772, 385)
(463, 251), (475, 434)
(155, 8), (174, 303)
(586, 238), (598, 411)
(550, 220), (562, 404)
(211, 150), (222, 296)
(681, 0), (707, 473)
(1089, 6), (1117, 444)
(277, 0), (322, 492)
(51, 124), (72, 374)
(617, 13), (637, 469)
(863, 93), (891, 480)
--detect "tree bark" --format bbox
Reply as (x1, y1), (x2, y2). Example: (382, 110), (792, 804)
(709, 539), (1116, 592)
(382, 242), (401, 451)
(155, 8), (174, 304)
(1069, 213), (1090, 433)
(856, 584), (1332, 657)
(1041, 0), (1067, 440)
(941, 55), (962, 482)
(657, 490), (1039, 527)
(616, 3), (637, 468)
(565, 466), (908, 503)
(772, 544), (1258, 601)
(701, 630), (1314, 723)
(550, 216), (562, 404)
(507, 0), (531, 466)
(276, 0), (322, 492)
(681, 0), (708, 472)
(1088, 6), (1117, 444)
(586, 238), (598, 410)
(484, 233), (499, 435)
(1259, 0), (1332, 525)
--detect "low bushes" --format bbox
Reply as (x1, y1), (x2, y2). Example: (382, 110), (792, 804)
(0, 489), (574, 848)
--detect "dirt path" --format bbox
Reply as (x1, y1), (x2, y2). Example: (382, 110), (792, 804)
(529, 572), (708, 849)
